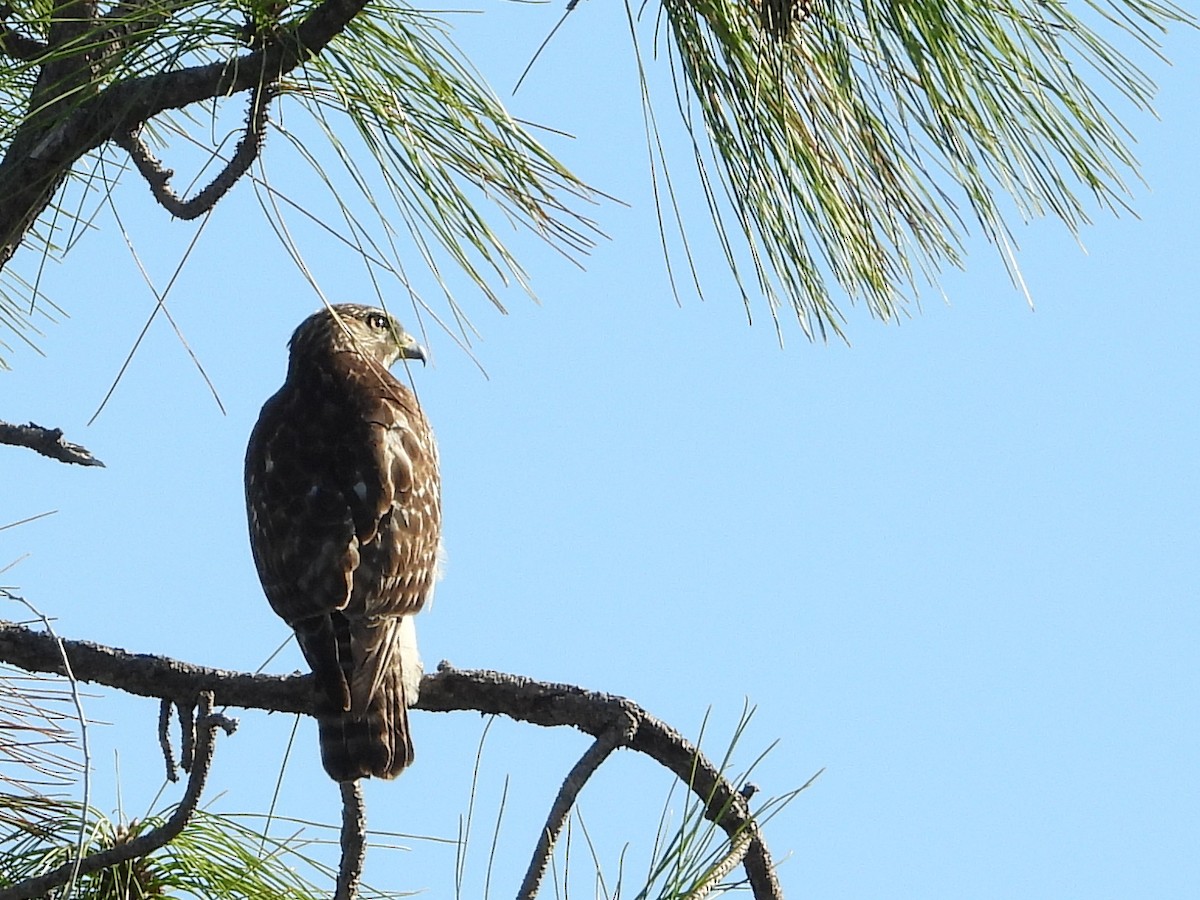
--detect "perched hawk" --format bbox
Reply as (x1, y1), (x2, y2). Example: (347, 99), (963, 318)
(245, 304), (440, 782)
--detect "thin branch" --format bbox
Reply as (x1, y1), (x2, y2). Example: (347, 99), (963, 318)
(29, 0), (368, 166)
(516, 720), (633, 900)
(683, 828), (752, 900)
(158, 697), (178, 782)
(335, 780), (366, 900)
(422, 666), (785, 900)
(0, 420), (105, 467)
(116, 82), (278, 220)
(0, 619), (307, 709)
(0, 622), (785, 899)
(176, 699), (195, 772)
(0, 619), (310, 710)
(0, 691), (233, 900)
(0, 0), (371, 269)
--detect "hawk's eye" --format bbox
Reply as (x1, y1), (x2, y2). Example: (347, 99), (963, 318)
(365, 313), (389, 331)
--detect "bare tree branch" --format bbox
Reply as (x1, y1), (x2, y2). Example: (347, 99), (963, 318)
(422, 667), (787, 899)
(0, 420), (105, 467)
(0, 619), (307, 708)
(177, 699), (195, 772)
(516, 719), (633, 900)
(116, 81), (278, 220)
(0, 0), (370, 269)
(336, 780), (366, 900)
(0, 690), (233, 900)
(157, 697), (178, 782)
(683, 828), (753, 900)
(0, 620), (785, 899)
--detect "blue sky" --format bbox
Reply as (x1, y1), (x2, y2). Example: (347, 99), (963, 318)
(2, 5), (1197, 899)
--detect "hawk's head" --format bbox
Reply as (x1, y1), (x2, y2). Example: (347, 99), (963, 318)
(288, 304), (427, 370)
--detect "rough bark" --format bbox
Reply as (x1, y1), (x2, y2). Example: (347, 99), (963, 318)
(0, 619), (787, 899)
(0, 0), (369, 269)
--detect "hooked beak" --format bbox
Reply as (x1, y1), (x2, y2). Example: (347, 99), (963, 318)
(400, 340), (428, 365)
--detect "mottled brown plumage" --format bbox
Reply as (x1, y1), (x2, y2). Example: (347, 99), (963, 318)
(245, 304), (440, 781)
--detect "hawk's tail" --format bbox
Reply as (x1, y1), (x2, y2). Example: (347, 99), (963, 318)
(314, 615), (422, 782)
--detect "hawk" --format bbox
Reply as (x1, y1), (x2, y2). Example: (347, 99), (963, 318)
(245, 304), (440, 782)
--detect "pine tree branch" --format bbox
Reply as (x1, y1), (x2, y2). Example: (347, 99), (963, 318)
(683, 828), (753, 899)
(0, 0), (369, 269)
(115, 81), (278, 220)
(516, 720), (632, 900)
(422, 666), (786, 899)
(158, 697), (178, 782)
(0, 619), (307, 709)
(0, 420), (105, 467)
(0, 691), (234, 900)
(0, 620), (785, 899)
(336, 780), (366, 900)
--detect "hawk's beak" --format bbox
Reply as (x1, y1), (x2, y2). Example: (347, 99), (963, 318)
(401, 340), (428, 365)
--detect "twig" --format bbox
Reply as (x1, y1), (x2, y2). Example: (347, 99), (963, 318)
(682, 828), (752, 900)
(0, 0), (372, 270)
(116, 81), (278, 220)
(158, 698), (178, 782)
(177, 700), (195, 772)
(335, 780), (366, 900)
(28, 0), (367, 165)
(516, 720), (633, 900)
(0, 691), (231, 900)
(423, 666), (785, 900)
(0, 623), (786, 899)
(0, 420), (105, 467)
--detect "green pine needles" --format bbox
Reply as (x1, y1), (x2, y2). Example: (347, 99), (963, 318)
(0, 0), (1192, 359)
(645, 0), (1191, 337)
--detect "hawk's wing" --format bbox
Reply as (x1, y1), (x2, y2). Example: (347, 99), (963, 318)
(246, 388), (355, 624)
(350, 373), (441, 617)
(343, 367), (441, 713)
(245, 357), (438, 717)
